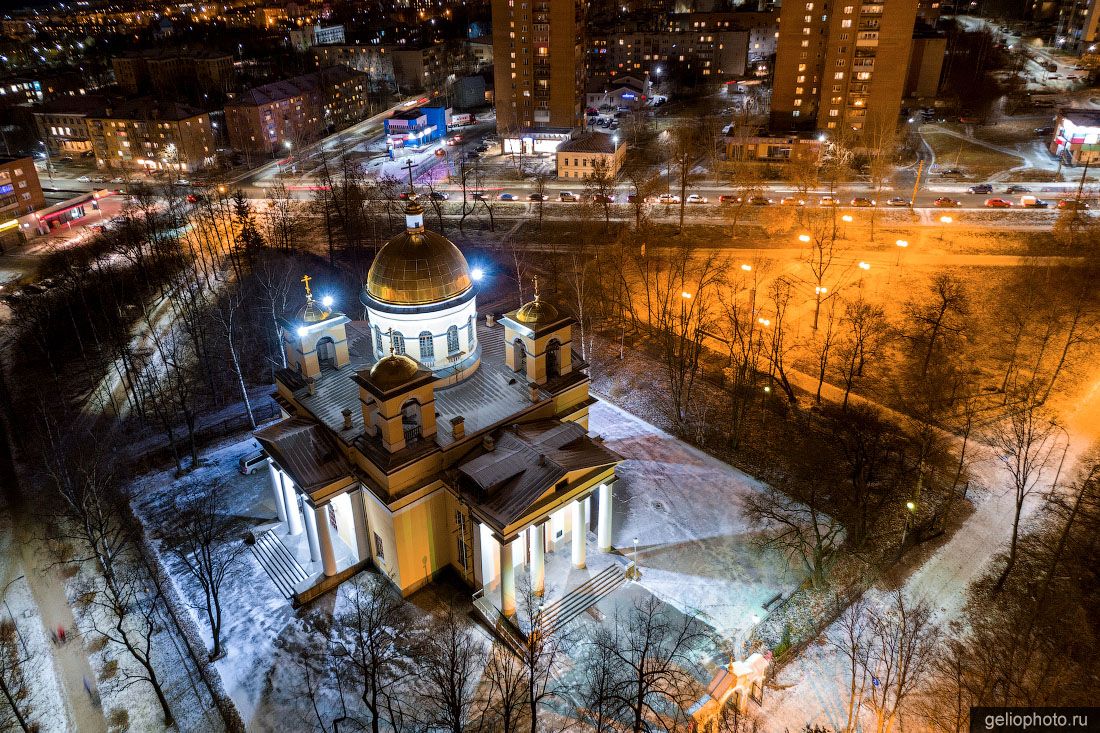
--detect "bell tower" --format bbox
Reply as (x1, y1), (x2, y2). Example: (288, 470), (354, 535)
(499, 278), (574, 385)
(278, 275), (352, 380)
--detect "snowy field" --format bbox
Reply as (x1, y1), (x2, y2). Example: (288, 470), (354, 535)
(594, 399), (802, 641)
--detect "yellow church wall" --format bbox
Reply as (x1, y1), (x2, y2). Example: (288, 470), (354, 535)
(391, 488), (451, 596)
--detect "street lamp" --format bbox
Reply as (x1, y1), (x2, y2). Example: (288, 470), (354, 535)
(902, 500), (917, 544)
(740, 263), (752, 271)
(798, 233), (811, 243)
(632, 537), (640, 579)
(896, 238), (908, 266)
(858, 261), (871, 270)
(813, 285), (828, 330)
(939, 214), (952, 241)
(471, 266), (485, 281)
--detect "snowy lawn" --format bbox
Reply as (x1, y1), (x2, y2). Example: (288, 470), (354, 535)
(592, 399), (802, 643)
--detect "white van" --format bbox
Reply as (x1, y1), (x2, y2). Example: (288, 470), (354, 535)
(238, 451), (267, 475)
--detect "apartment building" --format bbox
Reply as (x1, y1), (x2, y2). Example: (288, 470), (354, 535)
(224, 67), (370, 156)
(1056, 0), (1100, 52)
(112, 50), (236, 96)
(491, 0), (587, 140)
(667, 11), (780, 60)
(34, 96), (110, 156)
(290, 24), (347, 50)
(770, 0), (919, 134)
(598, 28), (750, 77)
(0, 157), (44, 218)
(87, 101), (216, 172)
(382, 43), (454, 92)
(311, 45), (397, 91)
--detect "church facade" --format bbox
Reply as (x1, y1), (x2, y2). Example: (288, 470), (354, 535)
(252, 200), (621, 618)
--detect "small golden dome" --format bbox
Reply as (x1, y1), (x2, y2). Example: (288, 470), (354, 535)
(365, 225), (473, 306)
(515, 297), (558, 324)
(298, 298), (330, 323)
(368, 353), (420, 390)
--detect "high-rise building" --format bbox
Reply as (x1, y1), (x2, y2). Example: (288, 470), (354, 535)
(491, 0), (587, 147)
(770, 0), (918, 134)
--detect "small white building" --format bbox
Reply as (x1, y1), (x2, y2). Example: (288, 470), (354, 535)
(556, 133), (627, 179)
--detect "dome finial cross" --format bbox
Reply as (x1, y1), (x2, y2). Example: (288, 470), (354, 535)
(301, 274), (313, 299)
(532, 275), (540, 302)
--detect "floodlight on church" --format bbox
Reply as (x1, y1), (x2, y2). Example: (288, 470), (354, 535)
(321, 295), (334, 308)
(470, 267), (485, 282)
(297, 326), (308, 338)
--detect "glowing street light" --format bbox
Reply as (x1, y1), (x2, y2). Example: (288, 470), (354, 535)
(841, 214), (853, 223)
(757, 317), (771, 326)
(906, 500), (916, 511)
(798, 233), (811, 243)
(939, 215), (953, 241)
(896, 238), (909, 266)
(815, 286), (828, 294)
(740, 264), (752, 271)
(681, 291), (692, 299)
(858, 261), (871, 270)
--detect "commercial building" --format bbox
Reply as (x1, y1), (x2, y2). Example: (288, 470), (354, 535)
(491, 0), (587, 140)
(556, 132), (627, 178)
(384, 105), (450, 150)
(251, 201), (621, 618)
(1050, 107), (1100, 165)
(0, 157), (44, 246)
(724, 132), (824, 164)
(770, 0), (919, 134)
(585, 75), (650, 110)
(34, 96), (110, 157)
(86, 101), (216, 172)
(112, 49), (236, 97)
(224, 67), (370, 156)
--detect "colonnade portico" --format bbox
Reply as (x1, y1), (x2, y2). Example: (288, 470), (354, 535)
(267, 460), (369, 579)
(480, 481), (614, 618)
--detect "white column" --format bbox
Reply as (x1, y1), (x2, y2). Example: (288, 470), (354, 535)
(349, 488), (370, 563)
(315, 505), (338, 577)
(571, 500), (586, 569)
(500, 538), (516, 617)
(268, 463), (287, 522)
(471, 519), (484, 589)
(303, 503), (321, 563)
(530, 523), (545, 596)
(597, 482), (613, 552)
(283, 477), (304, 536)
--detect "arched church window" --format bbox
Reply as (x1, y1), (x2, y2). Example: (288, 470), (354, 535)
(466, 316), (474, 348)
(447, 325), (460, 355)
(419, 331), (435, 361)
(547, 338), (561, 378)
(374, 326), (383, 356)
(392, 331), (405, 355)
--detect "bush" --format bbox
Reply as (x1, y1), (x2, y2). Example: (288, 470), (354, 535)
(100, 658), (119, 681)
(775, 623), (792, 657)
(107, 707), (129, 732)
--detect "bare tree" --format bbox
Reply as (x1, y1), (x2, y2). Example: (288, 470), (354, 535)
(165, 481), (248, 660)
(211, 284), (256, 428)
(743, 485), (843, 587)
(904, 274), (970, 378)
(483, 645), (528, 733)
(864, 591), (941, 733)
(838, 295), (890, 409)
(828, 595), (871, 733)
(0, 620), (35, 732)
(583, 158), (618, 230)
(416, 602), (488, 733)
(574, 632), (620, 733)
(666, 124), (699, 231)
(987, 402), (1061, 591)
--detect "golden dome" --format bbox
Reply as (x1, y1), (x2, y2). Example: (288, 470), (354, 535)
(368, 353), (420, 390)
(298, 297), (331, 323)
(366, 208), (472, 306)
(515, 297), (559, 324)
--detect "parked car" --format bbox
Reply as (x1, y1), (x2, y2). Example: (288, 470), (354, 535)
(933, 197), (960, 207)
(1020, 196), (1049, 208)
(967, 183), (994, 194)
(528, 192), (548, 201)
(471, 191), (488, 201)
(238, 452), (267, 475)
(475, 144), (489, 153)
(559, 191), (578, 202)
(718, 194), (740, 204)
(819, 195), (838, 206)
(80, 150), (95, 159)
(939, 168), (963, 177)
(779, 196), (805, 206)
(58, 156), (73, 163)
(851, 197), (876, 207)
(657, 193), (681, 204)
(984, 198), (1013, 208)
(76, 175), (91, 182)
(498, 192), (518, 201)
(429, 191), (449, 201)
(398, 191), (418, 200)
(886, 197), (911, 206)
(686, 194), (708, 204)
(1005, 185), (1031, 194)
(1058, 198), (1089, 210)
(749, 196), (772, 206)
(1034, 126), (1054, 136)
(592, 194), (615, 203)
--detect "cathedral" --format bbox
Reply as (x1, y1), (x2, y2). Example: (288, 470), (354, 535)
(252, 198), (622, 620)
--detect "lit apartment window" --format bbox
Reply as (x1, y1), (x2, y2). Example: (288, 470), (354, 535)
(805, 2), (813, 8)
(797, 75), (806, 82)
(804, 14), (812, 21)
(829, 109), (839, 116)
(828, 121), (837, 128)
(793, 110), (801, 117)
(835, 72), (845, 79)
(794, 99), (802, 106)
(842, 19), (852, 26)
(795, 87), (804, 94)
(844, 5), (854, 10)
(803, 27), (811, 34)
(798, 63), (807, 71)
(801, 39), (810, 47)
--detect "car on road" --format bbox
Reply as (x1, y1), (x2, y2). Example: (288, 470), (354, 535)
(559, 191), (578, 202)
(186, 193), (205, 203)
(76, 175), (91, 182)
(498, 193), (518, 201)
(59, 156), (73, 163)
(779, 196), (805, 206)
(967, 183), (994, 194)
(819, 195), (838, 206)
(1005, 185), (1031, 194)
(933, 197), (961, 207)
(718, 194), (740, 204)
(851, 197), (876, 207)
(110, 176), (125, 183)
(592, 194), (615, 203)
(475, 144), (489, 153)
(886, 197), (911, 206)
(939, 168), (963, 177)
(686, 194), (708, 204)
(749, 196), (772, 206)
(1058, 198), (1089, 210)
(528, 193), (548, 201)
(398, 191), (419, 200)
(429, 191), (449, 201)
(1020, 196), (1050, 208)
(657, 193), (681, 204)
(984, 198), (1013, 208)
(471, 191), (488, 201)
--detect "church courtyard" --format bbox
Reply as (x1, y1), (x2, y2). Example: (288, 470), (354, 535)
(128, 392), (800, 728)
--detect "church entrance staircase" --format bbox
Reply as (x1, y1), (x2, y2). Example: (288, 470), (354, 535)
(251, 529), (308, 598)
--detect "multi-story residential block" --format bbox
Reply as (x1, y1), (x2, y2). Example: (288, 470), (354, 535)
(224, 67), (370, 156)
(597, 28), (750, 78)
(491, 0), (587, 149)
(310, 45), (397, 91)
(0, 157), (45, 244)
(86, 101), (217, 172)
(770, 0), (919, 134)
(1056, 0), (1100, 52)
(382, 42), (453, 92)
(905, 31), (947, 99)
(289, 24), (347, 50)
(667, 11), (780, 60)
(112, 50), (236, 97)
(34, 96), (110, 157)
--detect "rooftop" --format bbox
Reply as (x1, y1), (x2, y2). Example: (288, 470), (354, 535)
(228, 67), (365, 108)
(1060, 107), (1100, 128)
(557, 132), (623, 155)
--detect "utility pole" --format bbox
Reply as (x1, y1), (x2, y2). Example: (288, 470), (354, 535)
(910, 158), (924, 207)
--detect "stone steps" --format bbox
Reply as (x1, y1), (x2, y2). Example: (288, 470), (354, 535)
(539, 563), (626, 636)
(251, 529), (308, 598)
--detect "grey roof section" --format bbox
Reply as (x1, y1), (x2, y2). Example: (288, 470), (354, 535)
(254, 417), (354, 495)
(458, 420), (621, 527)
